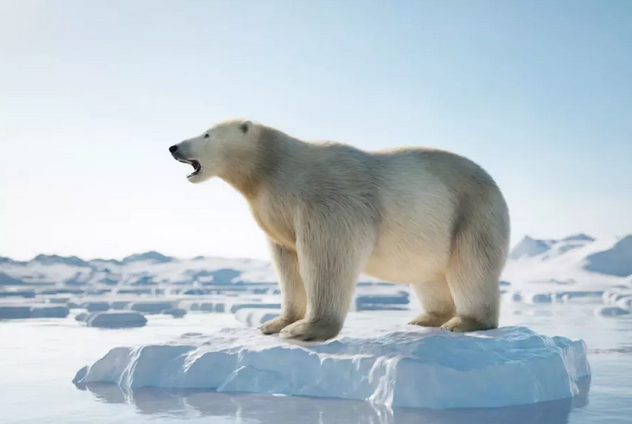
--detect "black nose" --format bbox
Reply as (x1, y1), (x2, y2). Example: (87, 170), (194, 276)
(169, 145), (178, 154)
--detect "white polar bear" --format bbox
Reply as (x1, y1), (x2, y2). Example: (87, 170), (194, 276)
(170, 119), (510, 342)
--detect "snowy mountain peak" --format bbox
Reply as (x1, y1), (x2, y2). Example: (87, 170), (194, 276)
(121, 251), (174, 264)
(508, 236), (555, 260)
(31, 254), (91, 268)
(562, 233), (595, 243)
(584, 235), (632, 277)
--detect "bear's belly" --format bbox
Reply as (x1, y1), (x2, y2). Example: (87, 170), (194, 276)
(363, 250), (447, 285)
(362, 220), (452, 285)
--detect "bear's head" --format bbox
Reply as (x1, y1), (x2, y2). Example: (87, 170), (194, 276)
(169, 119), (258, 184)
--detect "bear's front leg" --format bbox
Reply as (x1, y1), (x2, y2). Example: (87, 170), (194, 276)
(259, 240), (307, 335)
(279, 220), (374, 342)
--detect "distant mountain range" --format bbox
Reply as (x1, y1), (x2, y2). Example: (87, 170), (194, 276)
(504, 233), (632, 286)
(1, 234), (631, 289)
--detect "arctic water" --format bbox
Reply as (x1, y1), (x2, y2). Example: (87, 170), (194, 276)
(1, 303), (631, 424)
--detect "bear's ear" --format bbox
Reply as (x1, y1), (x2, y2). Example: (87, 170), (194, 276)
(239, 120), (251, 134)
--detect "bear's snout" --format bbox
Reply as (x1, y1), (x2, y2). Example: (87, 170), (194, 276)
(169, 145), (178, 154)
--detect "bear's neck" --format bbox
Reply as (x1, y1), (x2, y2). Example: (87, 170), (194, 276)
(220, 127), (295, 200)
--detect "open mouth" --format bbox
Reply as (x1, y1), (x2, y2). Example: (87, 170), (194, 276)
(176, 158), (201, 178)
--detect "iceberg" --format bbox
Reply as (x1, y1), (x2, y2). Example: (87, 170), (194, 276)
(594, 305), (630, 317)
(127, 301), (174, 314)
(81, 301), (111, 312)
(162, 307), (187, 318)
(73, 326), (589, 409)
(83, 311), (148, 328)
(29, 305), (70, 318)
(0, 303), (69, 319)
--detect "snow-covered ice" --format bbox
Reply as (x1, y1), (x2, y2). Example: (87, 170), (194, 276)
(234, 307), (280, 327)
(229, 302), (281, 314)
(73, 325), (589, 409)
(83, 311), (148, 328)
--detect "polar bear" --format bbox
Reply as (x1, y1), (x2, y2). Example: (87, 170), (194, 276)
(169, 119), (510, 342)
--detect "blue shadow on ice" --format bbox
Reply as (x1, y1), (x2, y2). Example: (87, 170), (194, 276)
(77, 376), (590, 424)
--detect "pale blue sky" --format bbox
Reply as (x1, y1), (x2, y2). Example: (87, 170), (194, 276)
(1, 0), (631, 260)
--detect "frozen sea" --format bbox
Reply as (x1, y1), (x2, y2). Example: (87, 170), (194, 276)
(1, 303), (631, 424)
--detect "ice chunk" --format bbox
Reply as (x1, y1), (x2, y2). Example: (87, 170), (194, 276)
(0, 288), (36, 298)
(127, 301), (174, 314)
(0, 303), (69, 319)
(75, 312), (90, 322)
(84, 311), (147, 328)
(81, 301), (110, 312)
(30, 305), (70, 318)
(111, 300), (132, 310)
(73, 326), (590, 409)
(162, 308), (187, 318)
(0, 305), (32, 319)
(594, 305), (631, 317)
(523, 292), (554, 304)
(616, 296), (632, 310)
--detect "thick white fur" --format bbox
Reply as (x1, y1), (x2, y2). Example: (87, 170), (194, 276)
(172, 119), (511, 341)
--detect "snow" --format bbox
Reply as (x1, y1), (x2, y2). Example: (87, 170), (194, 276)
(503, 235), (632, 288)
(229, 302), (281, 314)
(584, 235), (632, 277)
(72, 325), (589, 409)
(234, 308), (280, 327)
(83, 311), (148, 328)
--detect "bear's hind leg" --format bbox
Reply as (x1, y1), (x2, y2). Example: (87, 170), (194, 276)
(408, 277), (455, 327)
(259, 240), (307, 335)
(440, 231), (502, 332)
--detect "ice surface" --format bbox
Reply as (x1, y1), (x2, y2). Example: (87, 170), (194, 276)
(83, 311), (148, 328)
(73, 325), (590, 409)
(234, 308), (280, 327)
(229, 302), (281, 314)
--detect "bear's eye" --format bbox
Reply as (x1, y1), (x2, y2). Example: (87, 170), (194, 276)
(204, 133), (209, 139)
